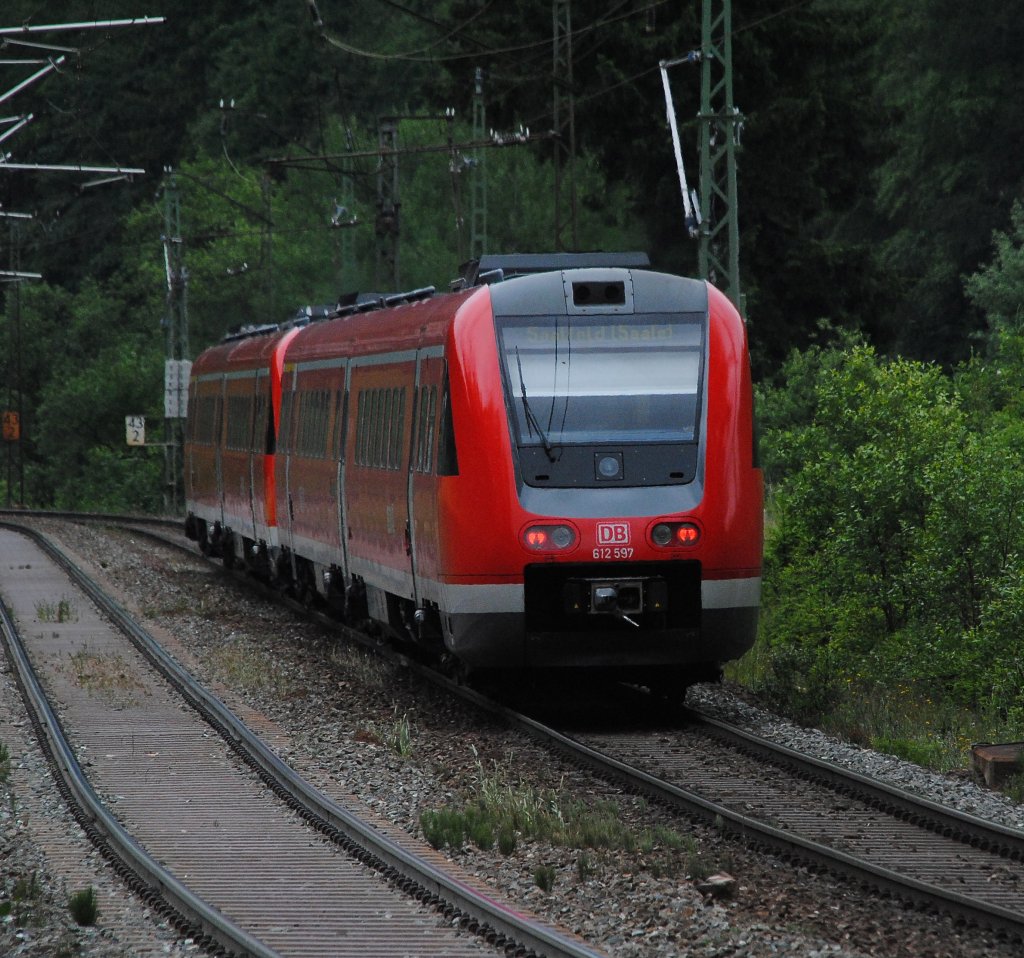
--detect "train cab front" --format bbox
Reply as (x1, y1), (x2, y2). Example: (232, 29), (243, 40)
(453, 259), (762, 683)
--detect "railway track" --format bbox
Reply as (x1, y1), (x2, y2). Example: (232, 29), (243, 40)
(533, 698), (1024, 939)
(0, 520), (606, 958)
(5, 511), (1024, 953)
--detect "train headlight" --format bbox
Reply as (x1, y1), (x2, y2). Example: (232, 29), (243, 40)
(595, 452), (624, 481)
(522, 523), (577, 552)
(651, 521), (701, 547)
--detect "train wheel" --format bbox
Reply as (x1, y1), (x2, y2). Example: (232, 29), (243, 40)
(645, 667), (693, 705)
(197, 522), (211, 556)
(221, 531), (236, 570)
(325, 569), (347, 620)
(293, 557), (318, 608)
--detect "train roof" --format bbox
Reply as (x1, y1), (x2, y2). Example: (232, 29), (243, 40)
(281, 284), (483, 365)
(459, 251), (650, 287)
(191, 323), (300, 377)
(194, 252), (658, 366)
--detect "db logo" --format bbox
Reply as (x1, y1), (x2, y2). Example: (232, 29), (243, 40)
(596, 522), (630, 545)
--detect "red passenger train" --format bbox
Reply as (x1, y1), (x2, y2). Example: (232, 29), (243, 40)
(184, 253), (762, 689)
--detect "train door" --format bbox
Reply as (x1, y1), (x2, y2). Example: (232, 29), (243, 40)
(278, 368), (298, 558)
(345, 358), (416, 624)
(248, 370), (266, 536)
(407, 346), (447, 608)
(334, 364), (351, 578)
(214, 377), (226, 527)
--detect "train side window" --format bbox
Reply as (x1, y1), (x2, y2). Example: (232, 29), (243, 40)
(195, 396), (216, 444)
(380, 384), (387, 468)
(303, 391), (314, 457)
(437, 373), (459, 477)
(303, 391), (313, 457)
(263, 382), (276, 455)
(384, 389), (393, 469)
(295, 392), (306, 456)
(331, 389), (345, 461)
(389, 387), (405, 469)
(380, 388), (393, 468)
(414, 385), (428, 472)
(364, 389), (373, 465)
(252, 392), (265, 452)
(423, 386), (437, 473)
(312, 389), (329, 459)
(372, 389), (381, 468)
(226, 395), (251, 451)
(320, 390), (330, 458)
(214, 395), (224, 447)
(354, 391), (365, 465)
(369, 389), (382, 467)
(299, 390), (324, 458)
(279, 391), (294, 453)
(186, 387), (197, 441)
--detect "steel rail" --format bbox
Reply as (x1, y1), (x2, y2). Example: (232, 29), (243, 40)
(24, 513), (1024, 940)
(1, 519), (606, 958)
(445, 683), (1024, 940)
(685, 706), (1024, 857)
(0, 507), (180, 529)
(0, 525), (280, 958)
(90, 513), (1024, 937)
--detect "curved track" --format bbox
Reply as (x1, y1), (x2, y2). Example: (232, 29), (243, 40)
(0, 520), (605, 958)
(483, 690), (1024, 941)
(7, 511), (1024, 945)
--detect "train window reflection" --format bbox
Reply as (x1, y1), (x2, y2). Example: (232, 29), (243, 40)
(497, 314), (703, 446)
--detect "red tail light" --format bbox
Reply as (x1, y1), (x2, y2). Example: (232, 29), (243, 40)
(651, 521), (701, 548)
(522, 523), (577, 552)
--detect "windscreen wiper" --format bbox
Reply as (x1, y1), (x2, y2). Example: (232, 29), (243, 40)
(515, 347), (557, 462)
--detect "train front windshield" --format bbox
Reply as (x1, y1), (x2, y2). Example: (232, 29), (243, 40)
(497, 314), (704, 447)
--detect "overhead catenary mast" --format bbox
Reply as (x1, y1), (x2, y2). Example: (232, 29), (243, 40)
(552, 0), (578, 251)
(469, 67), (487, 261)
(697, 0), (743, 315)
(0, 15), (163, 506)
(660, 0), (744, 317)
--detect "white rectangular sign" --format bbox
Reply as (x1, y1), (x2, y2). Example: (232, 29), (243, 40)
(164, 359), (192, 418)
(126, 415), (145, 446)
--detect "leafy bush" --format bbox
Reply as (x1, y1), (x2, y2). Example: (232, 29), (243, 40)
(754, 340), (1024, 726)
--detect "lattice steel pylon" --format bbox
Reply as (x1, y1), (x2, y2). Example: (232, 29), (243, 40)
(698, 0), (744, 315)
(161, 170), (189, 514)
(552, 0), (578, 251)
(469, 67), (487, 262)
(375, 119), (400, 289)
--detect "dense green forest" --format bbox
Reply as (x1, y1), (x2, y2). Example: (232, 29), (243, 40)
(3, 2), (1023, 756)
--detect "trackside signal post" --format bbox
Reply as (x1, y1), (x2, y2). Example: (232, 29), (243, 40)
(162, 170), (190, 514)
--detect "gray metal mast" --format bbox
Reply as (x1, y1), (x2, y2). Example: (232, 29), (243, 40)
(469, 67), (488, 261)
(161, 170), (189, 515)
(552, 0), (578, 251)
(0, 15), (160, 506)
(697, 0), (743, 314)
(375, 119), (400, 289)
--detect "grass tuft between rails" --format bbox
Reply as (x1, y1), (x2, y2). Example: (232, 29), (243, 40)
(420, 749), (710, 883)
(68, 886), (99, 926)
(35, 596), (78, 623)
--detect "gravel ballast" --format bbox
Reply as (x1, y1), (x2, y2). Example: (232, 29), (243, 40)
(1, 519), (1021, 957)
